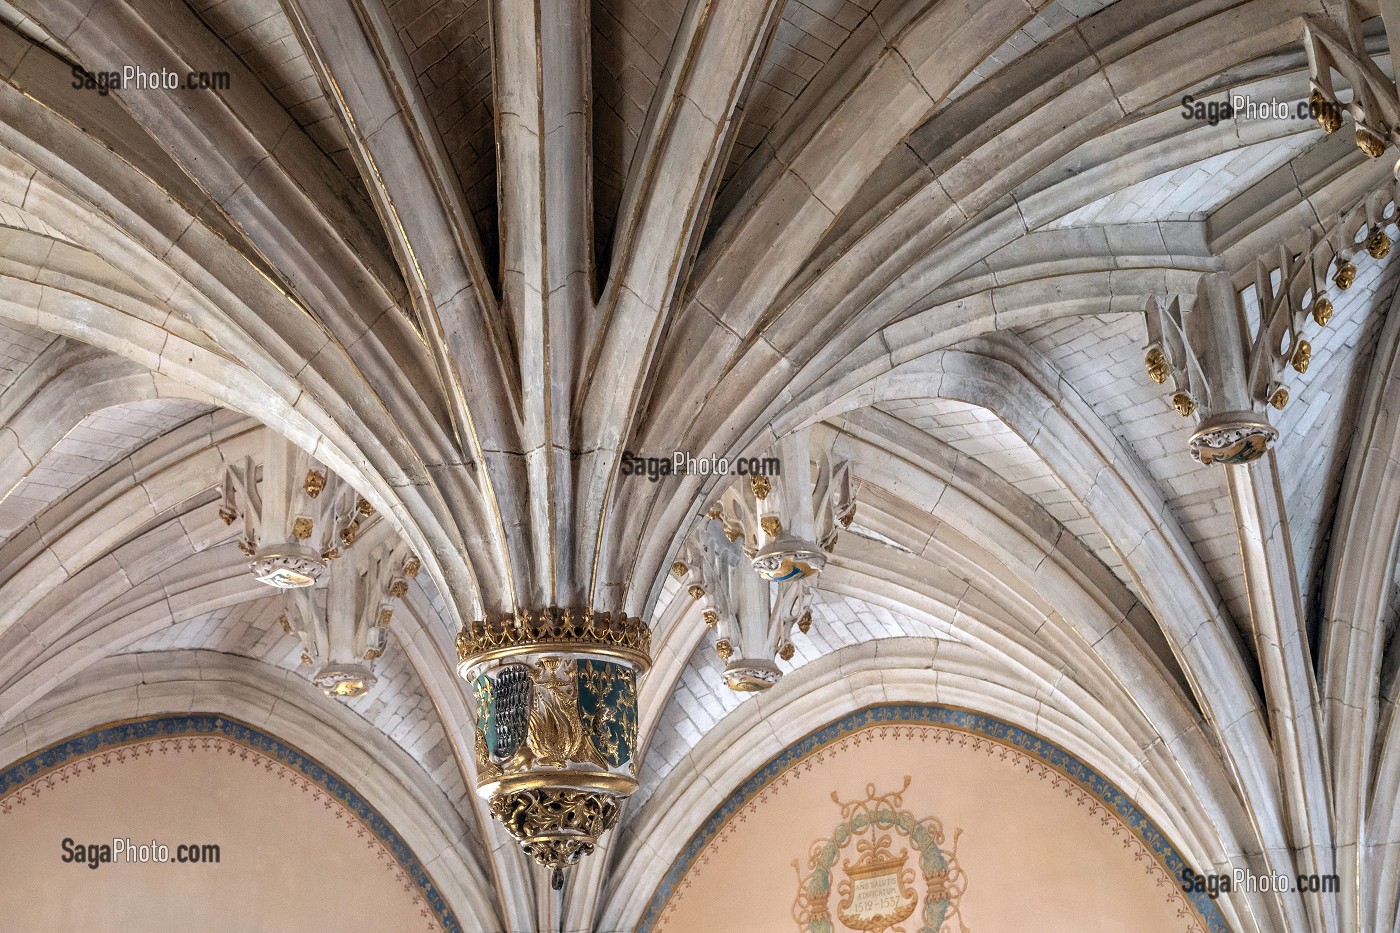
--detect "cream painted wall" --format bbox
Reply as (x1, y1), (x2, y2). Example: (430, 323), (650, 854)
(653, 722), (1209, 933)
(0, 733), (442, 933)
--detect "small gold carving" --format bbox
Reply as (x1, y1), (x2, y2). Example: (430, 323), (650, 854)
(403, 557), (421, 578)
(715, 639), (733, 661)
(300, 652), (312, 665)
(279, 615), (292, 635)
(838, 505), (855, 529)
(218, 506), (237, 526)
(1312, 297), (1333, 326)
(1335, 260), (1357, 290)
(1311, 90), (1342, 134)
(389, 580), (409, 598)
(750, 474), (772, 500)
(702, 609), (718, 626)
(723, 522), (742, 542)
(339, 520), (360, 545)
(779, 643), (795, 661)
(364, 646), (383, 661)
(797, 610), (812, 634)
(321, 547), (340, 561)
(292, 517), (313, 540)
(1357, 127), (1387, 159)
(706, 504), (723, 520)
(237, 539), (255, 556)
(304, 470), (326, 499)
(1369, 229), (1392, 260)
(670, 561), (688, 578)
(357, 498), (374, 516)
(760, 515), (783, 537)
(1270, 386), (1290, 409)
(378, 608), (393, 627)
(1171, 393), (1196, 417)
(1292, 339), (1311, 374)
(687, 584), (704, 600)
(1144, 347), (1169, 384)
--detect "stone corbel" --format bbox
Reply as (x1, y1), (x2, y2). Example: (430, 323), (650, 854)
(1304, 0), (1400, 162)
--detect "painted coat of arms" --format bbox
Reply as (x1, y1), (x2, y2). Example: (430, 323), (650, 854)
(792, 777), (970, 933)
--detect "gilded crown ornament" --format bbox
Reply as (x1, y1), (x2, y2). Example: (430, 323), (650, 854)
(677, 427), (854, 691)
(457, 607), (651, 884)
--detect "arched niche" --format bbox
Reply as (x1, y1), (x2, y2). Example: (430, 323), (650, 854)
(640, 703), (1227, 933)
(0, 714), (462, 932)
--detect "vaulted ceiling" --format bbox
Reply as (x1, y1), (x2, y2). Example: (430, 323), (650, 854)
(1, 1), (1398, 931)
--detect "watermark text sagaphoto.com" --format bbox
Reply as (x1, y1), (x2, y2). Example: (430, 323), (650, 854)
(620, 451), (781, 482)
(71, 65), (231, 95)
(60, 837), (221, 869)
(1179, 866), (1339, 898)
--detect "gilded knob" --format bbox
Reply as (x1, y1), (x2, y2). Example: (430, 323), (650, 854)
(1310, 90), (1342, 134)
(1270, 386), (1290, 410)
(1291, 339), (1311, 374)
(1311, 297), (1333, 327)
(1334, 261), (1357, 290)
(1171, 393), (1196, 418)
(1357, 127), (1387, 159)
(1144, 347), (1169, 384)
(1369, 228), (1392, 260)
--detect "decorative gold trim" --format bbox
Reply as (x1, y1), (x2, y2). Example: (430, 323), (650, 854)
(797, 610), (812, 634)
(1270, 386), (1290, 409)
(760, 515), (782, 537)
(377, 608), (393, 627)
(1312, 297), (1333, 326)
(357, 498), (374, 516)
(304, 470), (326, 499)
(687, 584), (704, 600)
(291, 517), (313, 540)
(702, 609), (718, 627)
(1171, 393), (1196, 417)
(218, 506), (237, 526)
(779, 643), (795, 661)
(455, 608), (652, 670)
(389, 580), (409, 598)
(750, 474), (772, 500)
(403, 557), (421, 578)
(716, 639), (733, 661)
(670, 561), (688, 578)
(483, 770), (639, 798)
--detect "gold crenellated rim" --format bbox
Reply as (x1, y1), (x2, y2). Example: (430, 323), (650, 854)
(455, 607), (652, 671)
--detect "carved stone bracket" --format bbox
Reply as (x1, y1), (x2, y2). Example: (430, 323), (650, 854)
(677, 427), (854, 690)
(1145, 180), (1399, 464)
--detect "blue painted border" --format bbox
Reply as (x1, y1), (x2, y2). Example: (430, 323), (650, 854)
(637, 703), (1229, 933)
(0, 714), (463, 933)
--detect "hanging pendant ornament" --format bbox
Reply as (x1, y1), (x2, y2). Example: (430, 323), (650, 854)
(456, 608), (650, 874)
(676, 426), (854, 691)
